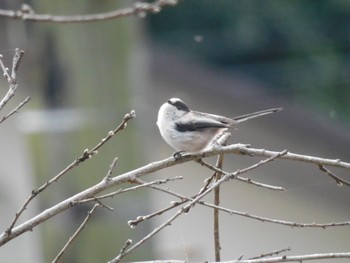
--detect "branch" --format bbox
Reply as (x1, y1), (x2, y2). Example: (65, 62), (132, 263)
(319, 164), (350, 187)
(52, 204), (100, 263)
(0, 96), (31, 124)
(201, 202), (350, 228)
(0, 48), (25, 111)
(126, 252), (350, 262)
(229, 251), (350, 262)
(104, 157), (119, 182)
(3, 110), (135, 237)
(197, 158), (285, 191)
(248, 248), (291, 260)
(213, 132), (229, 262)
(131, 176), (350, 229)
(76, 176), (183, 205)
(1, 144), (350, 246)
(0, 0), (178, 23)
(221, 144), (350, 170)
(109, 152), (285, 262)
(109, 205), (185, 263)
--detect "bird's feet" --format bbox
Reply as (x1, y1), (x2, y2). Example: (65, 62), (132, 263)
(173, 151), (185, 160)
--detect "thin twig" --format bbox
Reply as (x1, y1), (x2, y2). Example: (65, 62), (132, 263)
(52, 204), (100, 263)
(0, 48), (25, 111)
(249, 247), (291, 260)
(94, 199), (114, 212)
(228, 251), (350, 262)
(128, 252), (350, 262)
(318, 164), (350, 187)
(4, 110), (135, 236)
(104, 157), (119, 182)
(114, 239), (133, 262)
(0, 96), (31, 124)
(109, 207), (184, 263)
(11, 47), (24, 79)
(201, 202), (350, 228)
(126, 179), (190, 228)
(75, 176), (183, 205)
(128, 199), (187, 228)
(0, 0), (178, 23)
(213, 165), (222, 262)
(197, 158), (286, 191)
(134, 177), (350, 229)
(213, 132), (229, 262)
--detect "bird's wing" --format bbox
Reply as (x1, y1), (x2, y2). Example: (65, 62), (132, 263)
(175, 112), (229, 132)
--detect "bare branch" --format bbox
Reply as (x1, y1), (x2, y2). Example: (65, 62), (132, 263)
(1, 144), (350, 246)
(127, 199), (185, 228)
(319, 164), (350, 187)
(3, 110), (135, 236)
(76, 176), (183, 205)
(0, 0), (178, 23)
(10, 48), (24, 79)
(52, 204), (100, 263)
(228, 251), (350, 262)
(197, 158), (285, 191)
(109, 152), (287, 262)
(219, 144), (350, 170)
(248, 248), (291, 260)
(109, 207), (184, 263)
(104, 157), (119, 181)
(201, 201), (350, 228)
(213, 132), (229, 262)
(0, 48), (25, 111)
(129, 252), (350, 262)
(113, 239), (133, 262)
(0, 96), (31, 124)
(133, 178), (350, 229)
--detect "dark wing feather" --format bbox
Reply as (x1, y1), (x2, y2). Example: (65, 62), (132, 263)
(175, 112), (229, 132)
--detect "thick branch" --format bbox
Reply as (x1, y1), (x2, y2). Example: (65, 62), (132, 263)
(1, 144), (349, 246)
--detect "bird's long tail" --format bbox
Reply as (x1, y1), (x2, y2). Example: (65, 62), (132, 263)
(233, 108), (282, 123)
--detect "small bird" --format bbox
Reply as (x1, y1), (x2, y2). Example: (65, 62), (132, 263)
(157, 98), (282, 153)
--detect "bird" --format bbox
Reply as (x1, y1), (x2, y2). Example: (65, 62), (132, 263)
(156, 98), (282, 153)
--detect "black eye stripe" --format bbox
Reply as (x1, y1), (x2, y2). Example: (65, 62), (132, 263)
(169, 99), (190, 112)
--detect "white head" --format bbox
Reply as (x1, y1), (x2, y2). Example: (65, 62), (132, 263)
(157, 98), (190, 127)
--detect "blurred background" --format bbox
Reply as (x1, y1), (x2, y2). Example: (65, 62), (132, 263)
(0, 0), (350, 262)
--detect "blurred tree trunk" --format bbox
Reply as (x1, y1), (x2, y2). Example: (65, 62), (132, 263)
(0, 1), (150, 262)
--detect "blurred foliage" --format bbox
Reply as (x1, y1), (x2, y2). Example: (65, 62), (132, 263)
(147, 0), (350, 118)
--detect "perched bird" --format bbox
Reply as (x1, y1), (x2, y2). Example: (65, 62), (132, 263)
(157, 98), (282, 152)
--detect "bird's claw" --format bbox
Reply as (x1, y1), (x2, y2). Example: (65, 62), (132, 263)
(173, 151), (185, 160)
